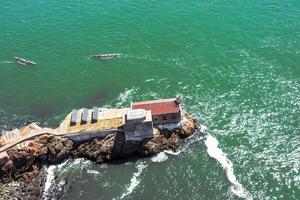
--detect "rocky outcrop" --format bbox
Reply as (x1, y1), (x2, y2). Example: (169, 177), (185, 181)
(0, 168), (47, 200)
(0, 113), (198, 185)
(73, 133), (116, 163)
(0, 135), (73, 184)
(140, 131), (181, 155)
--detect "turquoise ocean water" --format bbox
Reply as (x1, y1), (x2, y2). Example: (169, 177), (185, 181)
(0, 0), (299, 199)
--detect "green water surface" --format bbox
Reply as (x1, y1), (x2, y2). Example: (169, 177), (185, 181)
(0, 0), (299, 199)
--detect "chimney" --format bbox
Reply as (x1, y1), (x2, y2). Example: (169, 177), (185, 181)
(175, 95), (181, 105)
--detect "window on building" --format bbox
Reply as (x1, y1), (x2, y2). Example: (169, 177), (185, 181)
(171, 115), (176, 120)
(163, 115), (167, 120)
(154, 116), (158, 122)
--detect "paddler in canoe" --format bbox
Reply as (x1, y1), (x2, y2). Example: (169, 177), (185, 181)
(14, 57), (36, 66)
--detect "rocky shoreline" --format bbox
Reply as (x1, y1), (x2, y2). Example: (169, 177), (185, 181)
(0, 113), (198, 199)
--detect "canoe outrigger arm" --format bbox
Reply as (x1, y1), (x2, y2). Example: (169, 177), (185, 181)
(14, 57), (36, 66)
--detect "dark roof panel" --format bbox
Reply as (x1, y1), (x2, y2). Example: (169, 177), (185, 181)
(81, 108), (89, 124)
(92, 107), (99, 122)
(70, 109), (78, 126)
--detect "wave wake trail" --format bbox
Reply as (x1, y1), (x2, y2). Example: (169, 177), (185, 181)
(204, 133), (253, 200)
(0, 60), (13, 64)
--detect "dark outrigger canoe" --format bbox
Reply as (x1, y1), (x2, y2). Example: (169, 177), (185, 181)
(14, 57), (36, 66)
(93, 53), (121, 60)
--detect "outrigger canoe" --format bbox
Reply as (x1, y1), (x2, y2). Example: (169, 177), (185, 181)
(93, 53), (122, 60)
(14, 57), (36, 66)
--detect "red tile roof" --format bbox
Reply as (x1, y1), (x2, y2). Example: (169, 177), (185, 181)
(132, 98), (180, 116)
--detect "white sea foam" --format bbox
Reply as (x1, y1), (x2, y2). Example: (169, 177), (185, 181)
(115, 88), (137, 107)
(63, 158), (90, 172)
(71, 158), (84, 165)
(118, 161), (147, 199)
(155, 126), (205, 159)
(42, 165), (56, 199)
(151, 152), (169, 162)
(204, 134), (253, 200)
(144, 78), (155, 83)
(56, 159), (69, 170)
(100, 163), (108, 168)
(87, 169), (101, 175)
(165, 149), (182, 156)
(42, 160), (69, 199)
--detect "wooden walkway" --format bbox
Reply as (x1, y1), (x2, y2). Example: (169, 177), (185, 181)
(0, 130), (63, 153)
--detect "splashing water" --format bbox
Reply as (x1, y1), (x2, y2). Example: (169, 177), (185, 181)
(151, 152), (169, 162)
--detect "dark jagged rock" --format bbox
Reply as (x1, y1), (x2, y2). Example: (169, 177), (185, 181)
(0, 167), (47, 200)
(72, 133), (116, 163)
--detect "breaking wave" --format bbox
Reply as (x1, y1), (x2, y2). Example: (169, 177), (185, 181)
(204, 133), (253, 200)
(153, 123), (252, 199)
(117, 161), (147, 199)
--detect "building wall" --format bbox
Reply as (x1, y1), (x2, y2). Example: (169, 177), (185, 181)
(152, 112), (181, 126)
(124, 121), (153, 141)
(65, 130), (115, 142)
(125, 129), (153, 141)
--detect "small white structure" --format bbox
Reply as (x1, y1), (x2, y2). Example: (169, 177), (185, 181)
(127, 109), (146, 121)
(124, 109), (154, 141)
